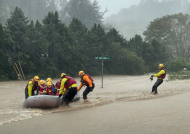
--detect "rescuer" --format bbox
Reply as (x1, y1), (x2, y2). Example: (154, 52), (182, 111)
(25, 76), (39, 99)
(150, 64), (166, 94)
(77, 71), (95, 100)
(59, 73), (78, 106)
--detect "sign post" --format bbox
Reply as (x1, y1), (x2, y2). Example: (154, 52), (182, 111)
(95, 57), (111, 88)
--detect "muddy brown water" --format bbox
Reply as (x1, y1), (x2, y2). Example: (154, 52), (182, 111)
(0, 75), (189, 126)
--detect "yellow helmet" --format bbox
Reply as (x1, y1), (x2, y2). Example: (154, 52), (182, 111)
(46, 78), (52, 82)
(159, 64), (164, 68)
(61, 73), (66, 78)
(47, 81), (52, 86)
(34, 76), (39, 81)
(78, 71), (85, 75)
(40, 80), (45, 85)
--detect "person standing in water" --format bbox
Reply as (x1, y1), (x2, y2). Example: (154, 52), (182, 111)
(150, 64), (166, 95)
(77, 71), (95, 100)
(59, 73), (78, 106)
(25, 76), (39, 99)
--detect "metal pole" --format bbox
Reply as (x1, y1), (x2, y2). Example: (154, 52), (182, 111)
(102, 59), (103, 88)
(15, 63), (23, 80)
(13, 65), (20, 80)
(18, 61), (26, 80)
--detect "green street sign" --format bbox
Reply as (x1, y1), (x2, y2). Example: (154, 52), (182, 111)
(95, 57), (110, 60)
(95, 57), (111, 88)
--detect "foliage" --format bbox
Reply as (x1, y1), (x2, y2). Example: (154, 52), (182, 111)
(144, 13), (190, 61)
(125, 35), (166, 72)
(165, 57), (190, 72)
(4, 7), (190, 81)
(167, 71), (190, 81)
(0, 23), (14, 80)
(60, 0), (106, 29)
(0, 0), (58, 24)
(3, 7), (190, 81)
(0, 7), (152, 81)
(105, 0), (190, 39)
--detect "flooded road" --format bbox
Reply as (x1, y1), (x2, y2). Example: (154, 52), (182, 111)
(0, 75), (190, 133)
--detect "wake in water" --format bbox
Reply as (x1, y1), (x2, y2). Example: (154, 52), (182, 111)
(0, 109), (43, 125)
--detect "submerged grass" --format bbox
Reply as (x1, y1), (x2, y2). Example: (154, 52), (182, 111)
(167, 71), (190, 81)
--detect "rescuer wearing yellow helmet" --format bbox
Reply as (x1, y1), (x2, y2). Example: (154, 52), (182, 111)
(46, 78), (52, 82)
(46, 77), (55, 87)
(59, 73), (78, 106)
(36, 80), (46, 95)
(44, 81), (57, 95)
(25, 76), (39, 99)
(150, 64), (166, 94)
(77, 71), (95, 100)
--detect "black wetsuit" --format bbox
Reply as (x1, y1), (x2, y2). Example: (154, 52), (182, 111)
(152, 79), (163, 94)
(83, 83), (95, 100)
(62, 87), (78, 104)
(25, 88), (35, 99)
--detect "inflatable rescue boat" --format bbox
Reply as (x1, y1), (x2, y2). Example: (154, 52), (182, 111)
(23, 92), (80, 109)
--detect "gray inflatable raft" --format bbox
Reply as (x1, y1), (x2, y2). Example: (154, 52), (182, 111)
(23, 92), (80, 109)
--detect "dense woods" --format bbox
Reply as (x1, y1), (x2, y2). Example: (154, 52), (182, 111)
(1, 0), (190, 81)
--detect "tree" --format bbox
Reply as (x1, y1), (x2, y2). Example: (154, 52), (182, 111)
(105, 0), (189, 39)
(68, 18), (89, 72)
(106, 28), (127, 47)
(60, 0), (106, 29)
(0, 7), (160, 80)
(0, 0), (59, 24)
(26, 20), (52, 77)
(144, 13), (190, 61)
(165, 57), (190, 72)
(127, 35), (144, 57)
(0, 23), (13, 80)
(4, 7), (35, 76)
(42, 11), (79, 76)
(105, 42), (147, 75)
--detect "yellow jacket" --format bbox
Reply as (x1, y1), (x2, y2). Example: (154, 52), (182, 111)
(28, 80), (39, 97)
(59, 78), (77, 95)
(153, 70), (166, 79)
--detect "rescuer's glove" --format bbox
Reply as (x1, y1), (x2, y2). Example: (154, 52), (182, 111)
(150, 75), (153, 81)
(59, 94), (62, 98)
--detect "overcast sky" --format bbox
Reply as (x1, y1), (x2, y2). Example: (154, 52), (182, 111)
(92, 0), (141, 17)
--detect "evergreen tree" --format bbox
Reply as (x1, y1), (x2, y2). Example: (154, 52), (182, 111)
(0, 23), (13, 80)
(106, 28), (127, 47)
(60, 0), (106, 29)
(4, 7), (35, 76)
(0, 7), (153, 80)
(68, 18), (89, 73)
(42, 11), (77, 76)
(127, 35), (144, 57)
(0, 0), (58, 24)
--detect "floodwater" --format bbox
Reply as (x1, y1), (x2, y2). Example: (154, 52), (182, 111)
(0, 75), (190, 134)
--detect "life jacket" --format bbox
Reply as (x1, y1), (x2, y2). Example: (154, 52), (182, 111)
(39, 85), (45, 92)
(81, 74), (93, 86)
(26, 79), (38, 91)
(63, 76), (77, 89)
(158, 69), (166, 79)
(55, 80), (61, 89)
(45, 87), (55, 95)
